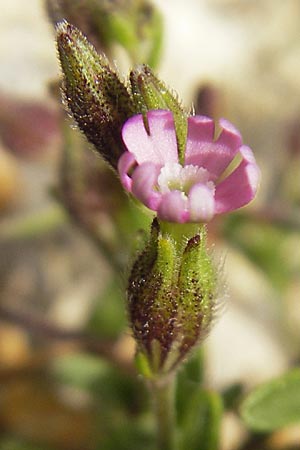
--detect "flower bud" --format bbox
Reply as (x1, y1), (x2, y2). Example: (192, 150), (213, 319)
(56, 21), (135, 169)
(128, 219), (218, 377)
(129, 65), (188, 163)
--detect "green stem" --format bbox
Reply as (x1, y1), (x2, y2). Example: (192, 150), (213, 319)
(151, 375), (178, 450)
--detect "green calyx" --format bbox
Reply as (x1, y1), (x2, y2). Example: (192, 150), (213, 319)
(130, 65), (188, 164)
(128, 219), (178, 376)
(56, 21), (135, 169)
(177, 229), (216, 352)
(128, 219), (218, 378)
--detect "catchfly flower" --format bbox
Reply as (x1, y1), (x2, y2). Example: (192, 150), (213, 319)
(118, 110), (260, 223)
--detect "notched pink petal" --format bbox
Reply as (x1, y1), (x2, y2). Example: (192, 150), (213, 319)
(122, 110), (178, 165)
(216, 118), (242, 151)
(188, 184), (215, 222)
(185, 116), (241, 178)
(187, 115), (215, 141)
(118, 151), (136, 191)
(185, 116), (214, 167)
(214, 145), (260, 214)
(120, 110), (259, 223)
(157, 191), (189, 223)
(131, 162), (162, 210)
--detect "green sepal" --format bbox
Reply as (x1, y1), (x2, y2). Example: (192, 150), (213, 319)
(178, 227), (217, 345)
(128, 219), (178, 374)
(129, 65), (188, 163)
(135, 351), (153, 379)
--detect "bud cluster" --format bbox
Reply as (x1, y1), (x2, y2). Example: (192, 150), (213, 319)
(56, 22), (185, 169)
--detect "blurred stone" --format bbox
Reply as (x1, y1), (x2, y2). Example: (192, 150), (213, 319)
(0, 323), (30, 369)
(0, 146), (20, 210)
(220, 412), (248, 450)
(0, 225), (111, 333)
(0, 0), (57, 99)
(267, 424), (300, 449)
(0, 378), (96, 450)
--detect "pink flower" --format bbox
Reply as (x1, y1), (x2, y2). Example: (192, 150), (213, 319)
(118, 110), (260, 223)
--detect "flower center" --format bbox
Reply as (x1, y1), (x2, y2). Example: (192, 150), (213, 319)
(157, 162), (214, 196)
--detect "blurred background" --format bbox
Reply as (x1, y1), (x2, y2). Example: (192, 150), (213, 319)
(0, 1), (300, 449)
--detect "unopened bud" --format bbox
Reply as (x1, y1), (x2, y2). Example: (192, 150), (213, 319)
(128, 219), (218, 377)
(56, 21), (135, 169)
(129, 65), (188, 163)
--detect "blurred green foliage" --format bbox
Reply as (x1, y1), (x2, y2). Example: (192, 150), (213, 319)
(241, 368), (300, 432)
(223, 213), (300, 291)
